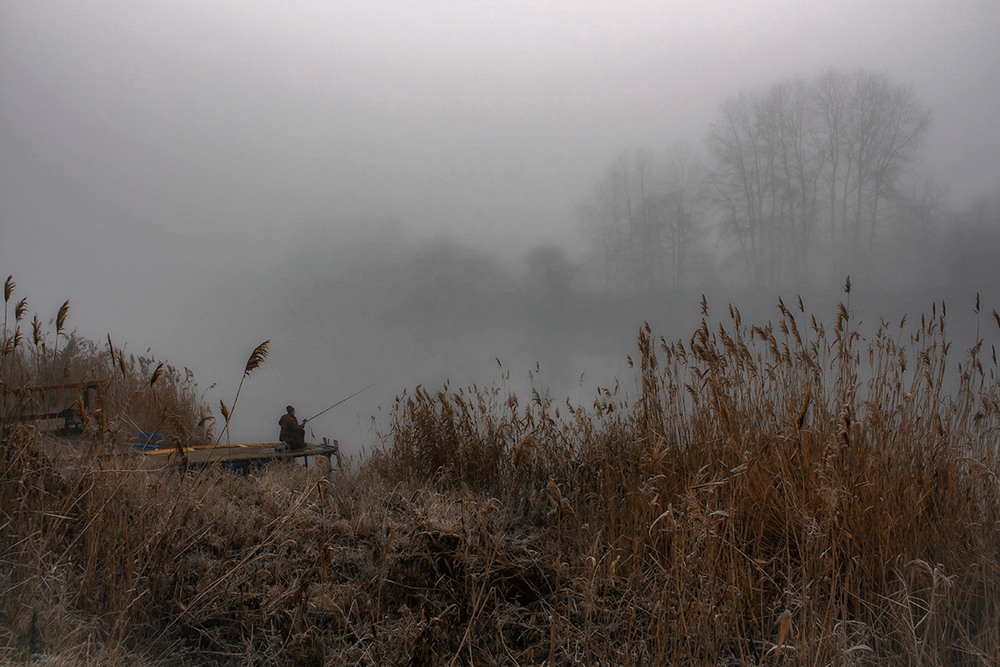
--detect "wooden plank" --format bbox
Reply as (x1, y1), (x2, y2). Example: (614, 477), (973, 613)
(141, 442), (334, 468)
(5, 380), (102, 392)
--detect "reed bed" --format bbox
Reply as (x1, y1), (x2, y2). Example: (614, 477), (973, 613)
(2, 278), (999, 664)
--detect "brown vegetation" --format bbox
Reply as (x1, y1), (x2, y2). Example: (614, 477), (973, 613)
(0, 285), (212, 451)
(2, 277), (1000, 664)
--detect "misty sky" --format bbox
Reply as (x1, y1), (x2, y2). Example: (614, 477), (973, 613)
(2, 2), (999, 448)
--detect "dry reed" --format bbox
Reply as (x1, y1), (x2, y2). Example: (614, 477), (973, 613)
(2, 276), (999, 664)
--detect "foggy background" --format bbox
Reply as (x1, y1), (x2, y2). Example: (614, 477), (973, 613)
(2, 2), (999, 452)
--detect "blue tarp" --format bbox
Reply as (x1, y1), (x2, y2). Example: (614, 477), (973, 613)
(130, 432), (163, 452)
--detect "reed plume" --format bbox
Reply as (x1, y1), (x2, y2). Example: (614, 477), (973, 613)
(215, 339), (270, 446)
(244, 340), (269, 376)
(149, 362), (164, 387)
(55, 300), (69, 336)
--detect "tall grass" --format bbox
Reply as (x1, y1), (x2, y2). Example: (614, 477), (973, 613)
(375, 282), (1000, 664)
(2, 276), (999, 664)
(0, 304), (213, 449)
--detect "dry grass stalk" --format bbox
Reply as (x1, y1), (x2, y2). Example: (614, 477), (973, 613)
(2, 280), (1000, 664)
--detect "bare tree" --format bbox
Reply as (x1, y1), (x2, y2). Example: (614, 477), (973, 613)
(763, 79), (823, 285)
(708, 70), (929, 287)
(814, 70), (852, 278)
(579, 153), (635, 289)
(885, 174), (950, 288)
(814, 70), (930, 274)
(581, 147), (708, 291)
(707, 93), (771, 287)
(658, 143), (709, 288)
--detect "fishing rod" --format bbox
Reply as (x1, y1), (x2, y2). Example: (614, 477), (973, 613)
(303, 382), (378, 424)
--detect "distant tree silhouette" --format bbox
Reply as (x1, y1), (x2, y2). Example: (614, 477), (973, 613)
(580, 144), (708, 291)
(707, 69), (929, 288)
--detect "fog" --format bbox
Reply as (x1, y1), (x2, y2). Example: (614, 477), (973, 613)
(2, 2), (999, 451)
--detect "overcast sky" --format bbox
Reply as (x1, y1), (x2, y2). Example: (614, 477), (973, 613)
(2, 1), (998, 447)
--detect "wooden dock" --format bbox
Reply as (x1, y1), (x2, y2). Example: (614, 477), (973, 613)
(140, 441), (339, 473)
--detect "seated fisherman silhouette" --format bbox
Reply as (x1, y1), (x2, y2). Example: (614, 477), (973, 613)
(278, 405), (307, 451)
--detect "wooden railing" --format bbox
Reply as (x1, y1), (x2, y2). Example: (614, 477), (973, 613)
(1, 380), (104, 435)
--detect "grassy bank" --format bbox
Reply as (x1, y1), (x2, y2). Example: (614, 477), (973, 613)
(2, 280), (999, 664)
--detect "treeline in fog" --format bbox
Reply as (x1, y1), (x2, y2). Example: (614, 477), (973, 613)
(201, 68), (1000, 445)
(575, 69), (995, 295)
